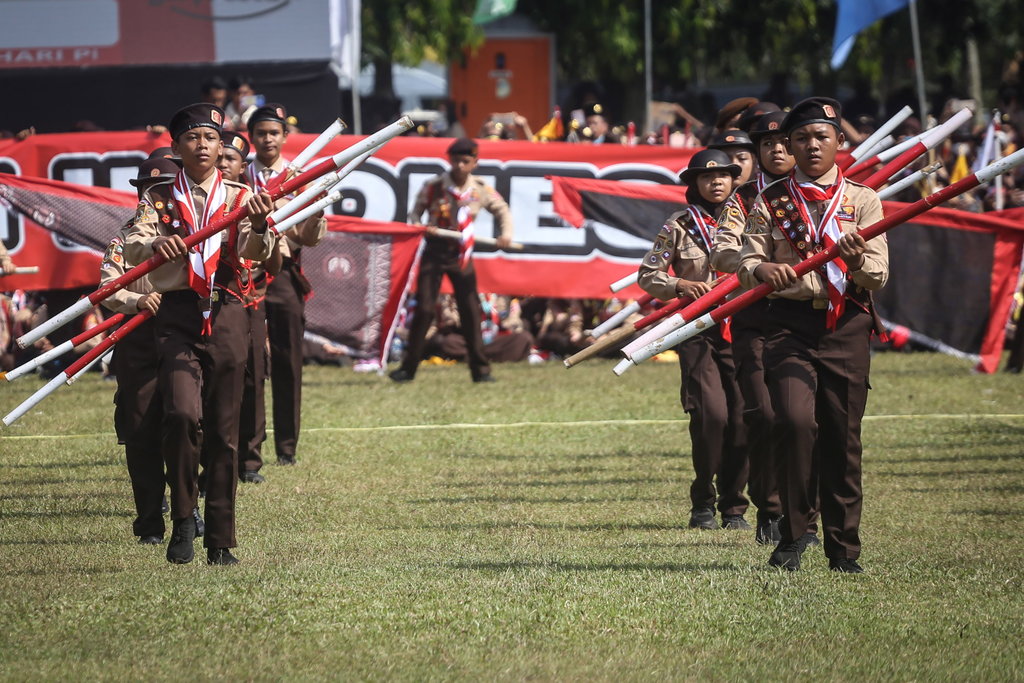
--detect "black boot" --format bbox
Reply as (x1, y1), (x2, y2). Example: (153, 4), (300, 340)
(207, 548), (240, 566)
(166, 517), (196, 564)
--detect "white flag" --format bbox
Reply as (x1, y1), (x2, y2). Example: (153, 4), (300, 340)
(329, 0), (361, 88)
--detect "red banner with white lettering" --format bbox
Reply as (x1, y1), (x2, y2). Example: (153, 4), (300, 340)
(0, 131), (698, 298)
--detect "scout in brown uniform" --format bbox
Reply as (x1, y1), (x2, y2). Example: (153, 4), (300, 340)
(124, 103), (275, 565)
(390, 137), (514, 383)
(737, 97), (888, 573)
(708, 129), (757, 185)
(100, 154), (177, 544)
(712, 110), (802, 546)
(638, 149), (749, 531)
(247, 103), (327, 466)
(217, 130), (282, 483)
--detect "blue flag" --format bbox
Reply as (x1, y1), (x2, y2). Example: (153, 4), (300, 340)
(831, 0), (910, 69)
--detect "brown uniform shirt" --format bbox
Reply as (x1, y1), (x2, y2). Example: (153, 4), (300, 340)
(711, 177), (768, 275)
(123, 172), (274, 292)
(408, 172), (514, 240)
(737, 166), (888, 301)
(638, 206), (718, 302)
(99, 220), (155, 315)
(249, 157), (327, 259)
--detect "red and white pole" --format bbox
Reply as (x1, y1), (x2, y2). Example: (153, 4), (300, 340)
(3, 312), (125, 382)
(17, 116), (413, 349)
(616, 146), (1024, 373)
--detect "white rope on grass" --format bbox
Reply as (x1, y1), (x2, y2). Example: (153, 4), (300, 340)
(4, 413), (1024, 440)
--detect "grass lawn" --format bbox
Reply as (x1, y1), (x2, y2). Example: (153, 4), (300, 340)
(1, 352), (1022, 681)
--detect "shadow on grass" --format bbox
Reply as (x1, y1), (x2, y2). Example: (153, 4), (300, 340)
(0, 537), (124, 546)
(892, 453), (1022, 464)
(5, 566), (123, 577)
(441, 476), (677, 489)
(407, 494), (665, 505)
(0, 508), (128, 519)
(0, 491), (122, 502)
(955, 508), (1022, 517)
(905, 484), (1024, 495)
(0, 476), (120, 486)
(872, 467), (1020, 478)
(2, 459), (120, 469)
(449, 559), (741, 573)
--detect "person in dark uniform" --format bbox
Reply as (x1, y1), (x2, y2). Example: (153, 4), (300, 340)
(100, 153), (178, 544)
(638, 149), (749, 531)
(124, 103), (276, 565)
(217, 129), (282, 484)
(389, 138), (514, 383)
(582, 103), (621, 145)
(738, 97), (889, 573)
(247, 103), (326, 466)
(713, 110), (810, 547)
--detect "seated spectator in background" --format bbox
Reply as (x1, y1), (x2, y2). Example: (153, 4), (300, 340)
(424, 294), (534, 364)
(535, 298), (592, 358)
(0, 290), (53, 372)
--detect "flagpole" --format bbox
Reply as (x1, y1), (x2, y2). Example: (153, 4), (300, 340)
(908, 0), (928, 128)
(644, 0), (653, 135)
(350, 0), (362, 135)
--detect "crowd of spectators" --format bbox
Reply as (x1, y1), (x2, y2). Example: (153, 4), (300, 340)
(4, 67), (1024, 375)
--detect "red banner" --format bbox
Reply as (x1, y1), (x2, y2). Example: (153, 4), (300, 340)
(0, 131), (699, 298)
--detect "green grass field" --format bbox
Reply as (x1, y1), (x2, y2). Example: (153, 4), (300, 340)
(1, 352), (1022, 681)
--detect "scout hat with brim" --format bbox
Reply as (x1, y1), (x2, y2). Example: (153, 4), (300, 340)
(129, 157), (181, 187)
(708, 129), (755, 152)
(679, 149), (742, 186)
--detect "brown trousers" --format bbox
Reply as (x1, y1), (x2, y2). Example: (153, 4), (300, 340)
(402, 252), (491, 381)
(238, 303), (268, 474)
(676, 328), (749, 516)
(265, 264), (305, 460)
(157, 290), (248, 549)
(730, 298), (781, 518)
(764, 299), (872, 560)
(112, 315), (165, 538)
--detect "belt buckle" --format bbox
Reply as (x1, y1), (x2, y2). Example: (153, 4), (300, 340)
(812, 299), (827, 310)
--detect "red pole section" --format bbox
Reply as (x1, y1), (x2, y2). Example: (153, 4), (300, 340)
(646, 148), (1024, 354)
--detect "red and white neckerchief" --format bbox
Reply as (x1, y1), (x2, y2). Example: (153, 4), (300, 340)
(447, 184), (476, 269)
(686, 205), (717, 253)
(786, 168), (848, 329)
(755, 172), (771, 194)
(248, 161), (276, 194)
(172, 168), (227, 334)
(686, 205), (732, 341)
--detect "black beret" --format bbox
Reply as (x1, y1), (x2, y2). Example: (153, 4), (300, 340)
(708, 129), (754, 151)
(447, 137), (479, 157)
(782, 97), (842, 134)
(168, 103), (224, 140)
(679, 149), (742, 186)
(737, 101), (781, 132)
(221, 130), (250, 159)
(247, 103), (288, 133)
(748, 111), (789, 142)
(130, 157), (180, 187)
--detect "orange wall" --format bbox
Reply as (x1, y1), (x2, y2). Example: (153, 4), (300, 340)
(450, 36), (552, 138)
